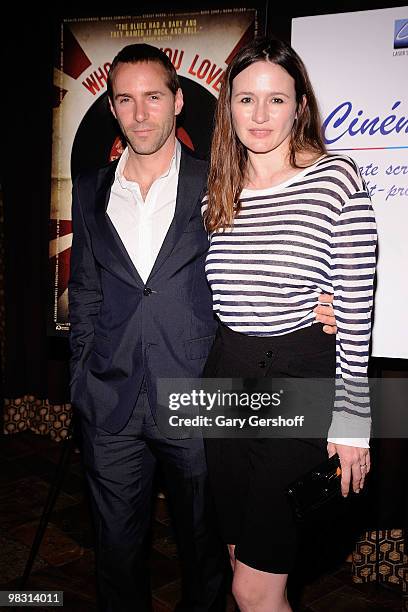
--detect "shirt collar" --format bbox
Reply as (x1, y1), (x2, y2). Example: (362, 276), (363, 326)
(115, 140), (181, 190)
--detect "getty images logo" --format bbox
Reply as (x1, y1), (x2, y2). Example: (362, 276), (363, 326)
(394, 19), (408, 49)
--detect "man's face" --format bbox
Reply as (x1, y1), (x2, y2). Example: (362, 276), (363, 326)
(109, 60), (183, 156)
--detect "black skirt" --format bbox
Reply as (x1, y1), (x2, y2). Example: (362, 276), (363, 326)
(204, 322), (336, 574)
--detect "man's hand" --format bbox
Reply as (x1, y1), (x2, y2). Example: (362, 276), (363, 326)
(314, 293), (337, 334)
(327, 442), (370, 497)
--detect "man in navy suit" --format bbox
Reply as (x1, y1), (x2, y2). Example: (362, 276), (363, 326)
(69, 44), (223, 612)
(69, 44), (336, 612)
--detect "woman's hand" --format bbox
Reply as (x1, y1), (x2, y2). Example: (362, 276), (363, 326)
(327, 442), (370, 497)
(314, 293), (337, 334)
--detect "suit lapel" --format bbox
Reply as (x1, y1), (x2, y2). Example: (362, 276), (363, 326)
(148, 148), (206, 281)
(94, 161), (145, 288)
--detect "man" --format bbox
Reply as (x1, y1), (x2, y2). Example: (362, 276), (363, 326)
(68, 44), (337, 612)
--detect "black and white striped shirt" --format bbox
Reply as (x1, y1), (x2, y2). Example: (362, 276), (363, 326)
(204, 155), (377, 442)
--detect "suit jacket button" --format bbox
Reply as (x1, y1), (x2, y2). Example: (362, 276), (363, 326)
(143, 287), (152, 296)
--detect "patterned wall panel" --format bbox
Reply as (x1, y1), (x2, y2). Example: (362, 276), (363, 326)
(4, 396), (72, 441)
(353, 528), (406, 592)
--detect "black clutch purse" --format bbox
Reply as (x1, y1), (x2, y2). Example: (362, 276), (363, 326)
(285, 453), (342, 520)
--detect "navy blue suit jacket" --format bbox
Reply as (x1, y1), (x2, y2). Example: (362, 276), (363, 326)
(68, 145), (217, 435)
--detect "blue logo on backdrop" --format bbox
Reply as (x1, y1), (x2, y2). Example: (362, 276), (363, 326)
(323, 101), (408, 145)
(394, 19), (408, 49)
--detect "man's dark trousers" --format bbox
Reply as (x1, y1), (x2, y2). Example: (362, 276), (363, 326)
(80, 386), (225, 612)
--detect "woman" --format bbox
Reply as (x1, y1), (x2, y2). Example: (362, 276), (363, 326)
(203, 38), (377, 612)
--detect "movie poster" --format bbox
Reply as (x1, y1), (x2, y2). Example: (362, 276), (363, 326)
(49, 9), (259, 333)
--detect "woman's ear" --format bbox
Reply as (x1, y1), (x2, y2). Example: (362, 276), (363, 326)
(297, 94), (307, 118)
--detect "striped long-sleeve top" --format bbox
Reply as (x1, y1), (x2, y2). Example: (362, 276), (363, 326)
(204, 154), (377, 441)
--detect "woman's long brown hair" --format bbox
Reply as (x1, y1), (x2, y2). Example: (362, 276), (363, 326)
(204, 38), (327, 233)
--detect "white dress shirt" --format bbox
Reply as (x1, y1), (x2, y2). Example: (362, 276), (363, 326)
(107, 141), (181, 283)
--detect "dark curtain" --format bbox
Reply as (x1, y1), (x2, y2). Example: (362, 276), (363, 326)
(1, 11), (71, 405)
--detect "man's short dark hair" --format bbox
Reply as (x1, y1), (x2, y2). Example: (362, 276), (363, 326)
(107, 44), (180, 100)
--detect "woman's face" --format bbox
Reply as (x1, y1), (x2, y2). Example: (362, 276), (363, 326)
(230, 60), (299, 157)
